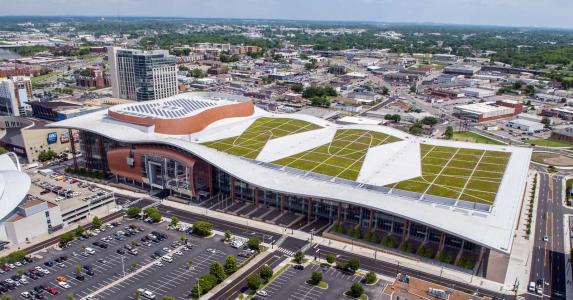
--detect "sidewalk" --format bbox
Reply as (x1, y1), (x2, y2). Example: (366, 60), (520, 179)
(503, 170), (538, 293)
(163, 200), (510, 295)
(563, 214), (572, 300)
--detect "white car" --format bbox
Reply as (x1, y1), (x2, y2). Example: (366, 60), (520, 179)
(256, 290), (268, 297)
(21, 291), (31, 298)
(206, 248), (216, 254)
(41, 269), (50, 274)
(19, 278), (28, 285)
(543, 235), (549, 242)
(175, 251), (183, 256)
(59, 281), (71, 289)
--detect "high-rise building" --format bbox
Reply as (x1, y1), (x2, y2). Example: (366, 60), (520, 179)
(108, 47), (178, 101)
(0, 76), (33, 116)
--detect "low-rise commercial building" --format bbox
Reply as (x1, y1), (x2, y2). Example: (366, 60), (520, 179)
(454, 100), (523, 122)
(506, 119), (544, 133)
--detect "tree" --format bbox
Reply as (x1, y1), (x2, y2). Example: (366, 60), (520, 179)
(409, 123), (423, 136)
(409, 86), (417, 93)
(170, 216), (179, 228)
(75, 264), (81, 276)
(247, 274), (261, 291)
(347, 257), (360, 272)
(444, 126), (454, 140)
(291, 83), (304, 93)
(224, 255), (237, 274)
(259, 264), (273, 282)
(67, 293), (75, 300)
(127, 207), (141, 218)
(209, 261), (226, 283)
(421, 116), (438, 126)
(75, 225), (85, 237)
(247, 236), (261, 251)
(191, 68), (204, 78)
(349, 282), (364, 298)
(224, 230), (232, 241)
(161, 296), (175, 300)
(541, 117), (551, 128)
(364, 271), (377, 284)
(17, 268), (24, 276)
(310, 271), (322, 285)
(294, 251), (305, 264)
(192, 221), (213, 237)
(382, 86), (390, 95)
(135, 289), (141, 300)
(188, 259), (193, 271)
(144, 207), (162, 223)
(59, 232), (75, 246)
(91, 216), (102, 230)
(131, 240), (137, 248)
(326, 254), (336, 264)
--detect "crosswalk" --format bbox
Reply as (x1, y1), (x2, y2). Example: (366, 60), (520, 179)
(276, 247), (295, 256)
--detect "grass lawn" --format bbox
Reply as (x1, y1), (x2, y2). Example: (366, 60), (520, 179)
(203, 117), (321, 159)
(388, 144), (510, 204)
(273, 129), (400, 180)
(526, 138), (573, 148)
(531, 152), (573, 167)
(31, 71), (61, 83)
(451, 131), (506, 145)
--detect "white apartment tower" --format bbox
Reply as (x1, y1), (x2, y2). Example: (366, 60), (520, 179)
(108, 47), (178, 101)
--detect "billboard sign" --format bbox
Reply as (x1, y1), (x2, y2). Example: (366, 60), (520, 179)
(47, 132), (58, 144)
(60, 132), (69, 143)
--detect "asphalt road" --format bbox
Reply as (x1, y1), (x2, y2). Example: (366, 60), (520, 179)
(156, 204), (282, 245)
(209, 252), (287, 300)
(528, 173), (569, 300)
(305, 244), (506, 299)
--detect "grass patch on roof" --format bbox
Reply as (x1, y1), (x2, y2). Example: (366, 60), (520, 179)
(389, 144), (510, 205)
(273, 129), (400, 180)
(203, 117), (321, 159)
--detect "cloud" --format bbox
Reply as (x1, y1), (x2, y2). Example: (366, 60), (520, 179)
(1, 0), (572, 28)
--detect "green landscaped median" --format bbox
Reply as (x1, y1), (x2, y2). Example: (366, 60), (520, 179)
(451, 131), (505, 145)
(526, 138), (573, 148)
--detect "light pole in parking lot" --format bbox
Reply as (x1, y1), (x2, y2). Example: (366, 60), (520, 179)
(121, 255), (125, 277)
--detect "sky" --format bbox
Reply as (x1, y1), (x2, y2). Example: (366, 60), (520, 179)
(2, 0), (573, 29)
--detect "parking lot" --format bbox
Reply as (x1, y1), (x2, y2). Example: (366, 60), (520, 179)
(256, 263), (387, 300)
(0, 218), (251, 300)
(29, 171), (111, 205)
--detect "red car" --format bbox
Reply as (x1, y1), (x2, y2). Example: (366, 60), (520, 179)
(46, 287), (58, 295)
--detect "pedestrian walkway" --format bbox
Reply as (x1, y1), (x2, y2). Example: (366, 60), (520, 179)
(276, 247), (295, 257)
(162, 200), (510, 295)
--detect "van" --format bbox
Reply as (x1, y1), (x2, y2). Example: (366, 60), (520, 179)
(161, 255), (173, 263)
(143, 290), (156, 299)
(230, 240), (244, 249)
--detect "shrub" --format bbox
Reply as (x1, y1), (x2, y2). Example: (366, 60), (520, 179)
(382, 236), (397, 248)
(416, 245), (434, 258)
(309, 271), (322, 285)
(348, 228), (361, 239)
(364, 271), (377, 284)
(332, 223), (345, 234)
(437, 251), (453, 264)
(457, 256), (475, 269)
(363, 232), (381, 243)
(399, 242), (415, 253)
